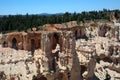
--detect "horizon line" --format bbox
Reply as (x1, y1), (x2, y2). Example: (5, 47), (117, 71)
(0, 8), (120, 16)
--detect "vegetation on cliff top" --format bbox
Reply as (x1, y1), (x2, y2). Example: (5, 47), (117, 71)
(0, 9), (120, 33)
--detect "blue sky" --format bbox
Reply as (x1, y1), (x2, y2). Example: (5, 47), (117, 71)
(0, 0), (120, 15)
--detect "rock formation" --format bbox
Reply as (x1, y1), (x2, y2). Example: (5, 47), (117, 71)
(0, 17), (120, 80)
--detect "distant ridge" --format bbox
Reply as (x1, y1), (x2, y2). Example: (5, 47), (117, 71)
(0, 13), (64, 17)
(31, 13), (63, 16)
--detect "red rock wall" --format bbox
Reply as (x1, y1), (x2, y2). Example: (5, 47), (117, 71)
(6, 33), (24, 50)
(26, 32), (42, 51)
(6, 32), (42, 51)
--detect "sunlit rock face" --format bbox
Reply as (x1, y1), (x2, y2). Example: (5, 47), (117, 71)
(0, 20), (120, 80)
